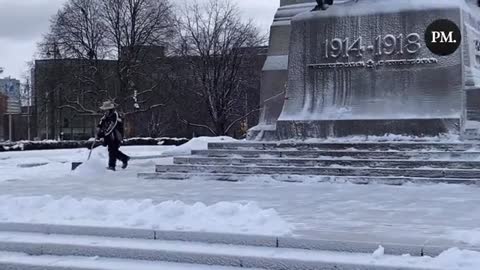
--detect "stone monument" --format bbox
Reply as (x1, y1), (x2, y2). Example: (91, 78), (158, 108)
(249, 0), (480, 140)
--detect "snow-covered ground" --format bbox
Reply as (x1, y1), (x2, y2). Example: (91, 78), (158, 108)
(1, 138), (480, 268)
(0, 142), (478, 243)
(0, 141), (292, 236)
(0, 146), (174, 182)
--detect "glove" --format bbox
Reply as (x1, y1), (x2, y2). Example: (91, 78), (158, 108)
(96, 130), (104, 139)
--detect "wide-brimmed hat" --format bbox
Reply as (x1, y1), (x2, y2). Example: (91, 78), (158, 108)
(100, 101), (116, 110)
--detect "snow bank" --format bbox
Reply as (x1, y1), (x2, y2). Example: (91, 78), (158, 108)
(161, 136), (237, 156)
(71, 151), (109, 177)
(367, 247), (480, 270)
(447, 229), (480, 246)
(372, 245), (385, 259)
(429, 248), (480, 270)
(0, 195), (292, 236)
(1, 138), (188, 152)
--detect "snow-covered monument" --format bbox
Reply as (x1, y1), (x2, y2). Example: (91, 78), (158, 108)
(249, 0), (480, 140)
(146, 0), (480, 184)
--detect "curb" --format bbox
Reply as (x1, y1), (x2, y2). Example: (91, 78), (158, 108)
(0, 242), (443, 270)
(0, 222), (473, 257)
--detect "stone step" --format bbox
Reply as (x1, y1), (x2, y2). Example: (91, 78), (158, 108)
(174, 157), (480, 170)
(208, 142), (480, 152)
(0, 231), (446, 270)
(155, 164), (480, 180)
(139, 172), (478, 185)
(0, 252), (255, 270)
(0, 222), (451, 256)
(192, 149), (480, 160)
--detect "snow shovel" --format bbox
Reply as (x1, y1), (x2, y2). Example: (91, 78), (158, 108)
(72, 139), (97, 170)
(87, 139), (96, 160)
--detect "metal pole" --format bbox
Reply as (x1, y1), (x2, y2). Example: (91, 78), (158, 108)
(45, 92), (48, 140)
(27, 85), (31, 140)
(8, 114), (12, 141)
(27, 105), (31, 140)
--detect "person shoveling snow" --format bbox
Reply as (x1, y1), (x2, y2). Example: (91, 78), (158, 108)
(96, 101), (130, 171)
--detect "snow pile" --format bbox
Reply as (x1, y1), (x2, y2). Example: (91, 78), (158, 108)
(429, 248), (480, 270)
(2, 143), (24, 151)
(368, 247), (480, 270)
(72, 151), (109, 177)
(372, 245), (385, 259)
(0, 195), (292, 236)
(3, 140), (73, 151)
(161, 136), (237, 156)
(372, 248), (480, 270)
(448, 229), (480, 246)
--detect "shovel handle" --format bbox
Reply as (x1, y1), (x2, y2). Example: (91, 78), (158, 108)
(87, 139), (96, 160)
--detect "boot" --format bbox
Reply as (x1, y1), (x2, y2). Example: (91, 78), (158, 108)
(107, 166), (116, 171)
(122, 157), (131, 169)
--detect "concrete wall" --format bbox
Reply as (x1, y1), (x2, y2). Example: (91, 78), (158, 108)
(467, 89), (480, 121)
(248, 1), (315, 140)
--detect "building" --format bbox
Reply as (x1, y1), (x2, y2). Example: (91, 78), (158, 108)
(0, 93), (7, 141)
(0, 77), (21, 115)
(0, 77), (22, 141)
(32, 59), (118, 140)
(0, 77), (21, 114)
(32, 46), (267, 140)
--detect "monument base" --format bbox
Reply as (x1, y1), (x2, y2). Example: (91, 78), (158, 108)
(276, 119), (461, 140)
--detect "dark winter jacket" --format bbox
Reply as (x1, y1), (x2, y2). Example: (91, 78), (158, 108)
(97, 111), (124, 146)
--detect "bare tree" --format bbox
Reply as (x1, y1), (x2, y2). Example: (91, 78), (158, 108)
(176, 0), (265, 136)
(40, 0), (107, 60)
(101, 0), (174, 114)
(21, 65), (34, 140)
(102, 0), (173, 59)
(39, 0), (115, 121)
(39, 0), (174, 117)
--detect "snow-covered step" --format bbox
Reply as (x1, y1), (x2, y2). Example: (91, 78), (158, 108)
(208, 142), (480, 151)
(139, 172), (244, 182)
(0, 252), (263, 270)
(154, 164), (480, 180)
(174, 157), (480, 170)
(192, 149), (480, 160)
(139, 172), (478, 185)
(0, 232), (446, 270)
(2, 222), (473, 257)
(0, 222), (277, 249)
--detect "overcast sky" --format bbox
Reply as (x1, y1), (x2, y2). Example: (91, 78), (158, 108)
(0, 0), (279, 81)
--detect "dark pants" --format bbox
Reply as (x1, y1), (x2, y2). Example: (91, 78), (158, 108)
(108, 143), (129, 168)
